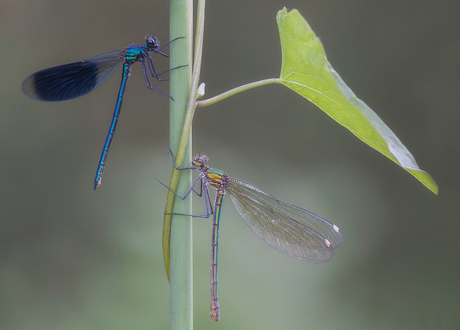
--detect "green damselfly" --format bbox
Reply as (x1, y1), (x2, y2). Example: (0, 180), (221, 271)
(159, 148), (343, 321)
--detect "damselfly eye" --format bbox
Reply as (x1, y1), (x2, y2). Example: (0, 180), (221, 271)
(146, 36), (158, 49)
(192, 154), (208, 166)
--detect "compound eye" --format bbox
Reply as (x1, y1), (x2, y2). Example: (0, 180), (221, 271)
(146, 36), (159, 49)
(191, 154), (209, 166)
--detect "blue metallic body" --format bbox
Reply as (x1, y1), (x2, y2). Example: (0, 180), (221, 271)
(23, 36), (184, 189)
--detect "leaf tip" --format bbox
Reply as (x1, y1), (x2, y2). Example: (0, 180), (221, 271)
(405, 168), (439, 195)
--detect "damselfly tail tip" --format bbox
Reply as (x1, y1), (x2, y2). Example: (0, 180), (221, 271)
(210, 309), (220, 322)
(94, 179), (102, 190)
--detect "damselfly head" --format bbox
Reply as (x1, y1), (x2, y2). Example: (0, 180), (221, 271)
(145, 36), (159, 50)
(192, 154), (208, 167)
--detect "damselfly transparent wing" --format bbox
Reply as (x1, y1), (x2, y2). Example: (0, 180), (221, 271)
(226, 177), (343, 263)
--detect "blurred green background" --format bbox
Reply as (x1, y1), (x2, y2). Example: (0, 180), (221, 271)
(1, 0), (459, 329)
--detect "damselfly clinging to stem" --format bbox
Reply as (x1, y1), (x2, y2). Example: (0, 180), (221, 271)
(23, 36), (185, 189)
(158, 148), (343, 322)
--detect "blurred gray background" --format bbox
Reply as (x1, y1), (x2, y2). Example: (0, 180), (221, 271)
(1, 0), (459, 329)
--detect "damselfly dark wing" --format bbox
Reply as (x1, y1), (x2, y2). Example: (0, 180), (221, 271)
(22, 50), (124, 102)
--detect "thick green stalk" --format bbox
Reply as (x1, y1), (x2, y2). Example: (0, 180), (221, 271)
(169, 0), (193, 329)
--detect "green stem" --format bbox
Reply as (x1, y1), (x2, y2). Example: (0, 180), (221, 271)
(167, 0), (206, 329)
(196, 78), (280, 107)
(168, 0), (193, 329)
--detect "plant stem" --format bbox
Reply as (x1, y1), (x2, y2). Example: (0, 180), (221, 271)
(196, 78), (280, 107)
(167, 0), (207, 328)
(169, 0), (193, 329)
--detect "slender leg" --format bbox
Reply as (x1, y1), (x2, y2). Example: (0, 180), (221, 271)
(157, 175), (213, 218)
(146, 55), (187, 81)
(140, 59), (173, 99)
(155, 36), (185, 57)
(156, 148), (214, 217)
(166, 146), (198, 171)
(157, 173), (205, 200)
(156, 147), (201, 196)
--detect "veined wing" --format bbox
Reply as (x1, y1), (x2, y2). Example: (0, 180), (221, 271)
(22, 50), (124, 102)
(226, 177), (343, 263)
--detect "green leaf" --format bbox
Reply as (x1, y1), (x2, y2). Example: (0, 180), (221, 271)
(276, 8), (438, 194)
